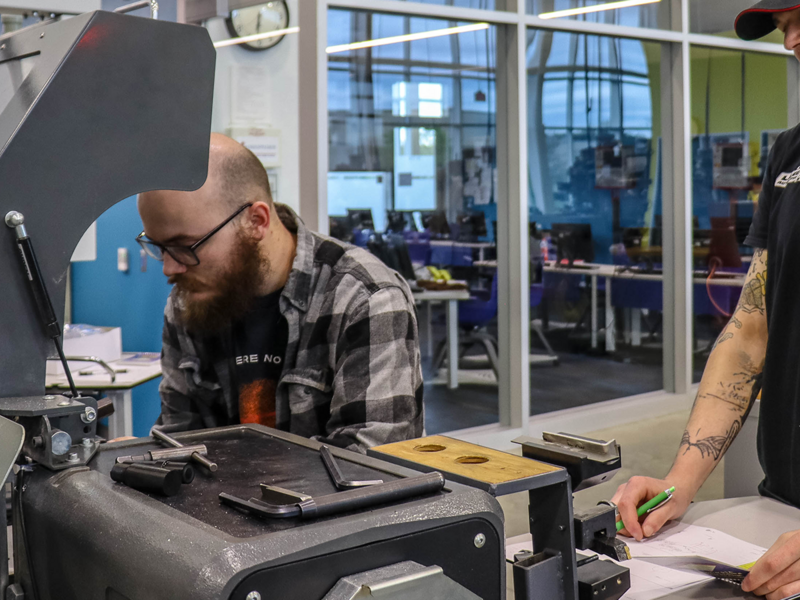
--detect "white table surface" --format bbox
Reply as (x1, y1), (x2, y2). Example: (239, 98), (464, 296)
(541, 262), (745, 351)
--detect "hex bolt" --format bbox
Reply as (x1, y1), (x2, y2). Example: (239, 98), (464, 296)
(474, 533), (486, 548)
(245, 592), (261, 600)
(57, 399), (71, 407)
(82, 438), (93, 448)
(50, 430), (72, 456)
(67, 452), (79, 463)
(81, 407), (97, 423)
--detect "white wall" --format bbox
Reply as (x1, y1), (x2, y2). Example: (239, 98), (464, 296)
(205, 4), (300, 213)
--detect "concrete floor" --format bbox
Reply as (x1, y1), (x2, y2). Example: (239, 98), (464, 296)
(497, 408), (725, 598)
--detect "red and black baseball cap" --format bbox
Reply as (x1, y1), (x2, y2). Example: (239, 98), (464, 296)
(735, 0), (800, 40)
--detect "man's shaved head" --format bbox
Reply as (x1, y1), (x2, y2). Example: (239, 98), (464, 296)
(208, 133), (273, 213)
(138, 133), (295, 332)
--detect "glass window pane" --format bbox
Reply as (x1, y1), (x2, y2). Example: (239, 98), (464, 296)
(528, 0), (672, 31)
(391, 0), (500, 9)
(328, 8), (500, 432)
(691, 47), (790, 380)
(528, 28), (665, 410)
(690, 0), (784, 44)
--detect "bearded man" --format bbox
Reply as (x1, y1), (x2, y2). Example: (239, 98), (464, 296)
(136, 134), (423, 452)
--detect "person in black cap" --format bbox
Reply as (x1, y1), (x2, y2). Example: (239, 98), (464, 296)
(611, 2), (800, 598)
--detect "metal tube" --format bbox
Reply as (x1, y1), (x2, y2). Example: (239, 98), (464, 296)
(151, 429), (217, 472)
(116, 444), (208, 464)
(113, 1), (149, 13)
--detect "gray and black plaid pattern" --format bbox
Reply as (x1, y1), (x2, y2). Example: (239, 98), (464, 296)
(157, 205), (424, 452)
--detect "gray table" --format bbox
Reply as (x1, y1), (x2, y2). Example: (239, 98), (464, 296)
(413, 289), (471, 389)
(661, 496), (800, 598)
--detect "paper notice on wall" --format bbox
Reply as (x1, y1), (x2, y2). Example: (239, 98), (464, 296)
(231, 65), (271, 125)
(228, 127), (281, 168)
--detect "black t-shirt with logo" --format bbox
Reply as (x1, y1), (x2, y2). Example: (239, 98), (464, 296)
(745, 123), (800, 507)
(231, 289), (288, 429)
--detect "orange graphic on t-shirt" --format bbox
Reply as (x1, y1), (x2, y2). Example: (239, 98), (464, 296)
(238, 379), (277, 428)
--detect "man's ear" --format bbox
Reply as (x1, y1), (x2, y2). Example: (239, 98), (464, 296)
(248, 201), (271, 240)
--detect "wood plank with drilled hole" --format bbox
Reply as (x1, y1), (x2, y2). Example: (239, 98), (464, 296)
(369, 435), (564, 496)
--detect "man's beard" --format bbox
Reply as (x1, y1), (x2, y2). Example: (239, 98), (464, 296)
(173, 233), (269, 334)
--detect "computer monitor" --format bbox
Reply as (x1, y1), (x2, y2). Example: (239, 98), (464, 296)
(347, 208), (375, 230)
(422, 211), (450, 238)
(550, 223), (594, 265)
(709, 217), (743, 269)
(457, 212), (488, 241)
(328, 216), (353, 243)
(366, 233), (416, 280)
(386, 210), (409, 233)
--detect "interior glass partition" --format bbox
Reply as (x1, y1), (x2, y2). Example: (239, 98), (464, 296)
(690, 0), (784, 45)
(392, 0), (500, 9)
(527, 0), (672, 30)
(527, 29), (665, 411)
(690, 47), (791, 380)
(327, 8), (500, 433)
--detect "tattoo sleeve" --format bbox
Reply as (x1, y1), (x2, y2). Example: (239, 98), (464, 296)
(679, 250), (766, 463)
(710, 250), (766, 350)
(681, 421), (741, 461)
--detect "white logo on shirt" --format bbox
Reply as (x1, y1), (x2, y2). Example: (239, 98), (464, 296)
(236, 354), (282, 365)
(775, 166), (800, 188)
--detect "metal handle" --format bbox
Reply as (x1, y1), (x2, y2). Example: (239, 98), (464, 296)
(300, 472), (445, 519)
(54, 356), (116, 383)
(152, 428), (218, 472)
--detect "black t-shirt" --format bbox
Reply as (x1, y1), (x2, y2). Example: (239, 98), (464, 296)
(231, 289), (288, 429)
(745, 123), (800, 506)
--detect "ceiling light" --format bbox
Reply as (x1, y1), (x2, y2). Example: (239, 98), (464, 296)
(538, 0), (660, 20)
(213, 26), (299, 49)
(326, 22), (490, 54)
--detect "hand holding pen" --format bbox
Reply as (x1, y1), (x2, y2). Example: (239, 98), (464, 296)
(615, 486), (675, 532)
(611, 476), (694, 541)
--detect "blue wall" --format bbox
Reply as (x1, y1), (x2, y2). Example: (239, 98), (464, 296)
(71, 197), (171, 436)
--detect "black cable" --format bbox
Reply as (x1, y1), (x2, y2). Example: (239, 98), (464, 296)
(14, 468), (39, 600)
(53, 337), (78, 399)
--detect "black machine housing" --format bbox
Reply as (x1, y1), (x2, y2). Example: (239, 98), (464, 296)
(20, 426), (504, 599)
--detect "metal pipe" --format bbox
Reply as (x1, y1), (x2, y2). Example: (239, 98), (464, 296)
(113, 1), (150, 14)
(116, 444), (208, 464)
(151, 428), (217, 472)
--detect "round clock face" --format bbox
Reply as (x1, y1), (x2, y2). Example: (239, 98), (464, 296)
(227, 1), (290, 51)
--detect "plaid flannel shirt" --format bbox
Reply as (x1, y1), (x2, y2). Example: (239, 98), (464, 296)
(156, 205), (424, 452)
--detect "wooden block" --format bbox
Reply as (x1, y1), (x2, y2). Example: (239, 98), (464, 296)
(371, 435), (560, 486)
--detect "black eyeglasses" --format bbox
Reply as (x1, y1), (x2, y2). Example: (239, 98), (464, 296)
(136, 203), (253, 266)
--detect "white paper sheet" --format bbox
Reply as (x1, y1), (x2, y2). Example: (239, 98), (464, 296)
(625, 521), (767, 567)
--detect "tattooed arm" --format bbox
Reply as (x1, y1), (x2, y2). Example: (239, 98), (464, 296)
(612, 249), (768, 540)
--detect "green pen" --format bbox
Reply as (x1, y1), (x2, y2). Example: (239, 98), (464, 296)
(615, 486), (676, 532)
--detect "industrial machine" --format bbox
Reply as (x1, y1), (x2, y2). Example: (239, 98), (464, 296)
(0, 7), (629, 600)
